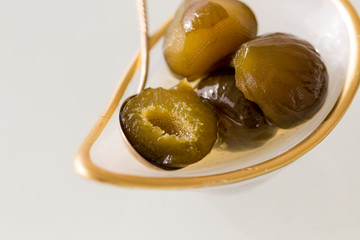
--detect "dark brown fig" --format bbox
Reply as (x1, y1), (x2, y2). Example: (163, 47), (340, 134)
(196, 67), (277, 150)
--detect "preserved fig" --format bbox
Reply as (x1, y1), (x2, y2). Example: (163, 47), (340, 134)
(163, 0), (257, 80)
(196, 67), (277, 150)
(233, 33), (328, 128)
(120, 83), (218, 170)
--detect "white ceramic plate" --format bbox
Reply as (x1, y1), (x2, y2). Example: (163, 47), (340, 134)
(74, 0), (360, 188)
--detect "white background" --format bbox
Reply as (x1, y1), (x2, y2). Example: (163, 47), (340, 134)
(1, 0), (359, 239)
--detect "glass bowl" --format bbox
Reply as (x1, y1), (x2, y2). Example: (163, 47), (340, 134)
(74, 0), (360, 189)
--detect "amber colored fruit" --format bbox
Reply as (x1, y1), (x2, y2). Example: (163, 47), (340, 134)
(233, 33), (328, 128)
(120, 84), (218, 170)
(163, 0), (257, 80)
(196, 67), (277, 150)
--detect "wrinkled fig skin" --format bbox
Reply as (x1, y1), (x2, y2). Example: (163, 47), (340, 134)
(233, 33), (328, 128)
(163, 0), (257, 80)
(196, 68), (277, 150)
(120, 84), (217, 170)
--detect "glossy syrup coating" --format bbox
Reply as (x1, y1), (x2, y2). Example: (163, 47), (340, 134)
(233, 33), (328, 128)
(196, 67), (277, 150)
(163, 0), (257, 80)
(120, 83), (217, 170)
